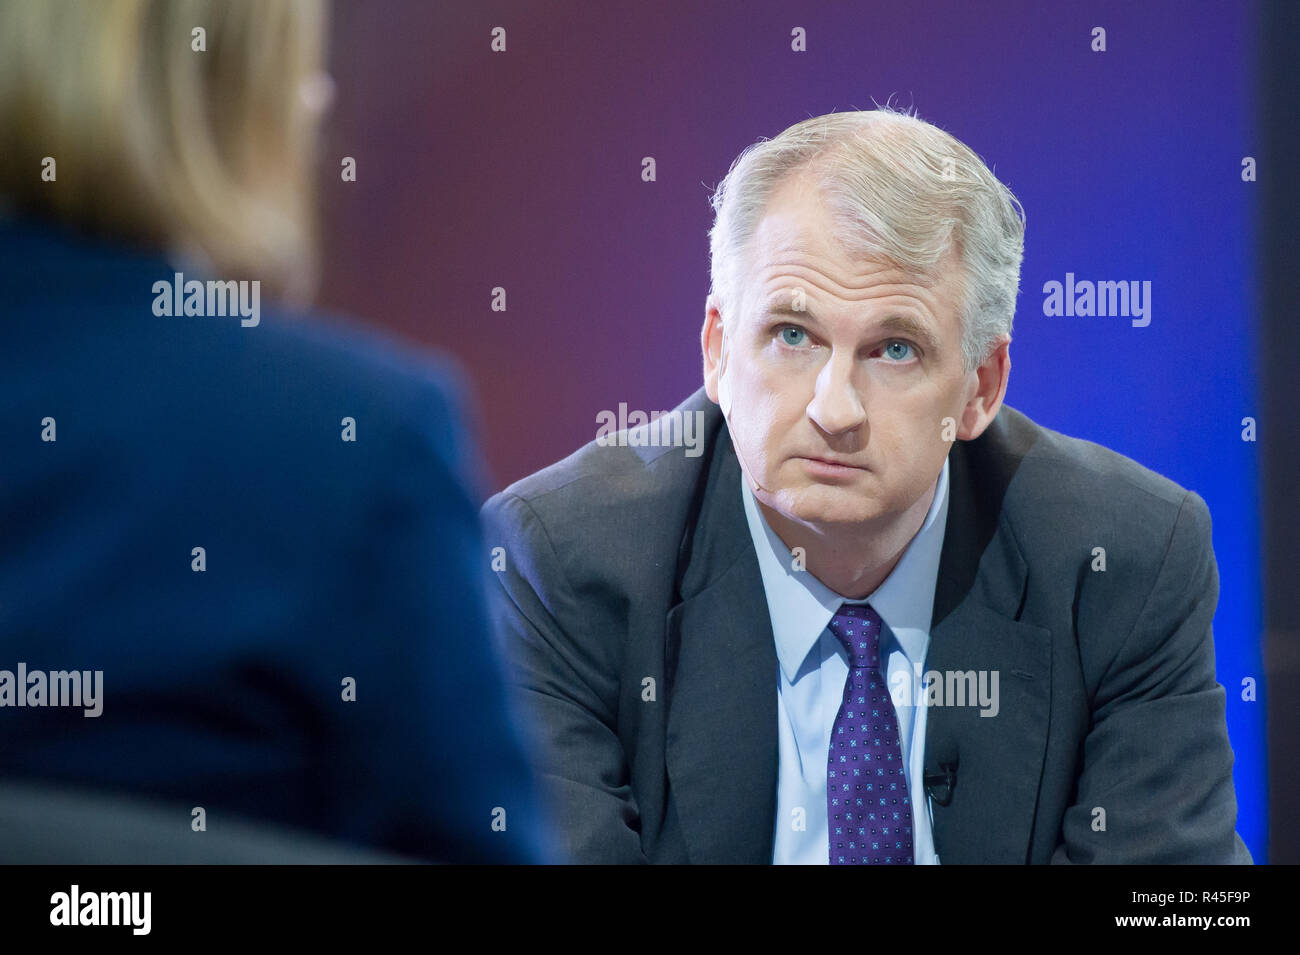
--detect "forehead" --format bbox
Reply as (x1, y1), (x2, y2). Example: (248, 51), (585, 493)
(742, 173), (964, 325)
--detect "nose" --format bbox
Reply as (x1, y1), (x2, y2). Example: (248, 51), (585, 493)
(806, 351), (866, 436)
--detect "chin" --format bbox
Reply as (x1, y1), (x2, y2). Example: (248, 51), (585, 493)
(768, 484), (884, 528)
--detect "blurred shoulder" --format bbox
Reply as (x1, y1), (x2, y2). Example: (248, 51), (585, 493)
(0, 217), (486, 501)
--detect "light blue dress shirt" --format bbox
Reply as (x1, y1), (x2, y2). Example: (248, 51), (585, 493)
(741, 455), (951, 865)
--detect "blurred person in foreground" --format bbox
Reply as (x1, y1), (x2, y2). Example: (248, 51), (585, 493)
(0, 0), (554, 863)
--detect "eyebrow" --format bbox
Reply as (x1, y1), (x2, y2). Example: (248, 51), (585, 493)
(762, 301), (941, 354)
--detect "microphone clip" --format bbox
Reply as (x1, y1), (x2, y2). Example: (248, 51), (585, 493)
(923, 760), (958, 806)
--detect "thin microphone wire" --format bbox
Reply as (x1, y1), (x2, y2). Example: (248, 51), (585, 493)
(717, 324), (774, 496)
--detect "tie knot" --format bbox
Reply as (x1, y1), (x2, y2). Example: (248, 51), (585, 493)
(827, 603), (883, 669)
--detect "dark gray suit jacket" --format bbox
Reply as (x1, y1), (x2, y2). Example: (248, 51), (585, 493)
(483, 387), (1252, 864)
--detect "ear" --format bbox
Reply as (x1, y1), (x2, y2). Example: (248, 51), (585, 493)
(702, 295), (725, 404)
(958, 335), (1011, 440)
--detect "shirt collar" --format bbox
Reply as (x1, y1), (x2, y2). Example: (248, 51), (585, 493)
(741, 454), (951, 683)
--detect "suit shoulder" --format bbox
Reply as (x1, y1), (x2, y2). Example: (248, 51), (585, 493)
(245, 310), (492, 509)
(990, 406), (1209, 564)
(998, 405), (1193, 506)
(482, 391), (721, 575)
(1, 219), (475, 475)
(485, 392), (719, 528)
(3, 254), (485, 526)
(250, 309), (474, 441)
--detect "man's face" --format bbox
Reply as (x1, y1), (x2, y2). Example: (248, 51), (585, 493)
(704, 173), (999, 533)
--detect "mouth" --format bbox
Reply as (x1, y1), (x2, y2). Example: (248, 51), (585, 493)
(795, 455), (869, 478)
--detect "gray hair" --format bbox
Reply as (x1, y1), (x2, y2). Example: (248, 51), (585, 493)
(707, 105), (1026, 373)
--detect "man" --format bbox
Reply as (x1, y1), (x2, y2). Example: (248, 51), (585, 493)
(483, 106), (1251, 864)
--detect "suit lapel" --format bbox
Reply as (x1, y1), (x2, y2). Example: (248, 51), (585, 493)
(924, 419), (1053, 863)
(664, 422), (779, 864)
(661, 399), (1054, 864)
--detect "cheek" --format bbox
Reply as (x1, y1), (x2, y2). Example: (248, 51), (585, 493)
(748, 399), (785, 460)
(877, 421), (944, 477)
(726, 369), (778, 457)
(732, 359), (776, 411)
(753, 365), (814, 423)
(888, 391), (955, 443)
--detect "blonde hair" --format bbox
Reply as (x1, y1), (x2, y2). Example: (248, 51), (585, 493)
(0, 0), (327, 299)
(708, 105), (1026, 373)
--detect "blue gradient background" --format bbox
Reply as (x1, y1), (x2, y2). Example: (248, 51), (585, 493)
(319, 0), (1265, 860)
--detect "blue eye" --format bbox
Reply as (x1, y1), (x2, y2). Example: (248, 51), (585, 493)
(883, 341), (914, 361)
(780, 326), (807, 347)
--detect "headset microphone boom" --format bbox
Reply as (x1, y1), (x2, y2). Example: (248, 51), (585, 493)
(716, 321), (774, 496)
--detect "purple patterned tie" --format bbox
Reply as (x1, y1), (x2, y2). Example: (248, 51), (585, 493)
(826, 603), (914, 864)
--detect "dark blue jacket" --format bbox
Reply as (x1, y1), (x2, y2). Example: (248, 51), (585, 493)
(0, 217), (554, 863)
